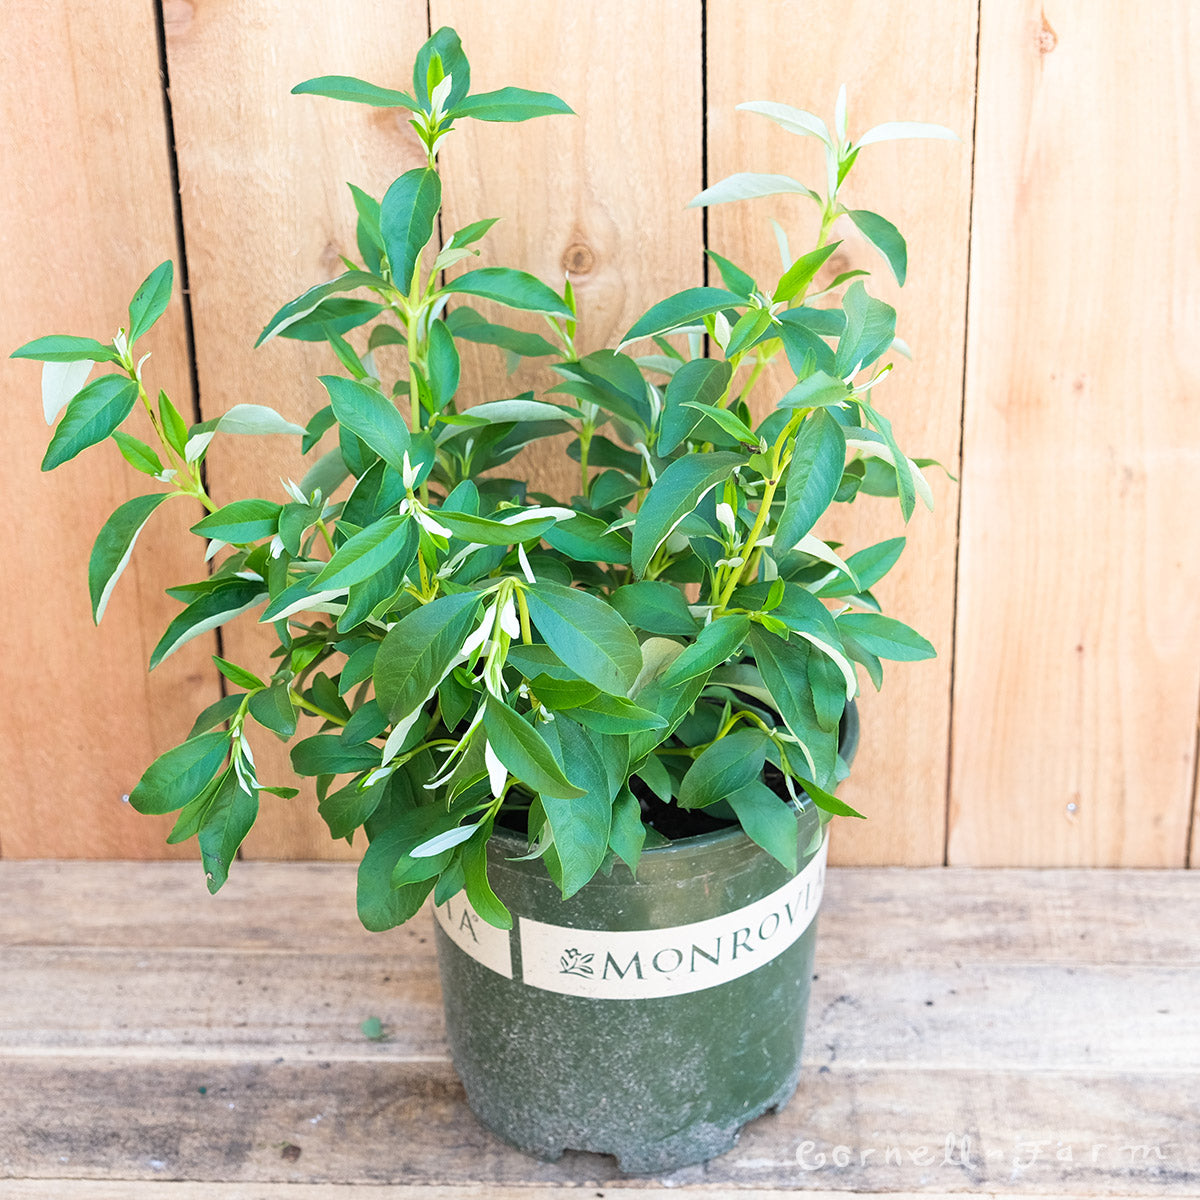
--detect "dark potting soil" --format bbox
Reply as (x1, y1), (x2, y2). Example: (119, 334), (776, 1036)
(498, 765), (794, 842)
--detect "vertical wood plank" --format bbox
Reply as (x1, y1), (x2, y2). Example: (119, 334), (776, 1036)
(1191, 749), (1199, 867)
(706, 1), (978, 864)
(432, 0), (705, 500)
(0, 0), (221, 857)
(163, 0), (431, 858)
(949, 1), (1200, 865)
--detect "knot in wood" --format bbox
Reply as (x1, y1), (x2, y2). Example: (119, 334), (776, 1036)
(562, 242), (596, 276)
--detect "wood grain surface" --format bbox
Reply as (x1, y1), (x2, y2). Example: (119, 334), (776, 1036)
(161, 0), (431, 858)
(431, 0), (704, 496)
(2, 862), (1197, 1194)
(1, 4), (1197, 870)
(0, 0), (221, 858)
(948, 2), (1200, 865)
(705, 2), (977, 864)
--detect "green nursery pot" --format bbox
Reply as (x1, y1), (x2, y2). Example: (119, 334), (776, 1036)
(433, 704), (859, 1174)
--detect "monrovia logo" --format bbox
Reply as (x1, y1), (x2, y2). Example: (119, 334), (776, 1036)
(558, 948), (595, 977)
(434, 832), (828, 999)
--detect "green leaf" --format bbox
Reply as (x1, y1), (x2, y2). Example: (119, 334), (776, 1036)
(854, 120), (958, 148)
(127, 260), (174, 344)
(438, 396), (577, 432)
(380, 167), (441, 292)
(320, 375), (411, 473)
(723, 307), (775, 358)
(658, 614), (751, 688)
(198, 769), (258, 892)
(659, 359), (732, 454)
(564, 693), (669, 736)
(777, 369), (851, 410)
(374, 591), (481, 722)
(523, 580), (643, 697)
(256, 271), (381, 346)
(426, 318), (460, 412)
(314, 516), (415, 590)
(634, 754), (672, 802)
(834, 281), (896, 377)
(150, 580), (267, 669)
(435, 509), (560, 546)
(538, 717), (615, 897)
(737, 100), (831, 146)
(461, 826), (512, 930)
(705, 250), (757, 298)
(291, 74), (421, 111)
(621, 287), (740, 346)
(411, 821), (482, 859)
(42, 375), (138, 471)
(836, 613), (935, 661)
(111, 431), (164, 476)
(611, 581), (698, 637)
(41, 359), (94, 424)
(680, 401), (759, 447)
(687, 172), (821, 208)
(212, 656), (267, 691)
(846, 209), (907, 286)
(291, 735), (382, 777)
(796, 773), (866, 819)
(817, 537), (905, 597)
(280, 299), (384, 342)
(357, 823), (438, 933)
(12, 334), (120, 363)
(630, 451), (745, 577)
(726, 779), (798, 871)
(189, 693), (244, 738)
(542, 514), (631, 564)
(158, 390), (188, 455)
(129, 730), (229, 815)
(446, 307), (559, 358)
(773, 241), (841, 304)
(776, 411), (847, 549)
(608, 788), (646, 875)
(348, 184), (384, 274)
(191, 499), (282, 545)
(452, 86), (574, 122)
(447, 218), (499, 250)
(88, 492), (174, 623)
(747, 626), (836, 786)
(207, 404), (305, 437)
(413, 26), (470, 112)
(482, 698), (586, 799)
(318, 776), (386, 841)
(443, 268), (571, 318)
(248, 683), (297, 739)
(679, 728), (770, 810)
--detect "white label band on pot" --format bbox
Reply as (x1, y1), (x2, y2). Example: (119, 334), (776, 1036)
(436, 830), (828, 999)
(433, 890), (514, 979)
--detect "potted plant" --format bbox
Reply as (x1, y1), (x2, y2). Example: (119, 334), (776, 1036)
(14, 27), (951, 1174)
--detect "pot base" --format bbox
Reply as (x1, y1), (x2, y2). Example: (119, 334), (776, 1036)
(461, 1058), (802, 1174)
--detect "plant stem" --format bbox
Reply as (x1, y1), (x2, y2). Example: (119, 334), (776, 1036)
(578, 423), (592, 500)
(290, 693), (347, 727)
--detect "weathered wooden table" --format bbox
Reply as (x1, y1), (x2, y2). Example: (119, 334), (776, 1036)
(1, 863), (1196, 1198)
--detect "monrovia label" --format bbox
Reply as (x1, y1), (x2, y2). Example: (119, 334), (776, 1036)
(437, 831), (829, 998)
(433, 890), (513, 979)
(520, 832), (828, 998)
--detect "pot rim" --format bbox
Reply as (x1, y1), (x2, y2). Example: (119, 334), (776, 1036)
(489, 698), (858, 864)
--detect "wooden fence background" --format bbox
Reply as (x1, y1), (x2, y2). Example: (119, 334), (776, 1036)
(1, 0), (1196, 868)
